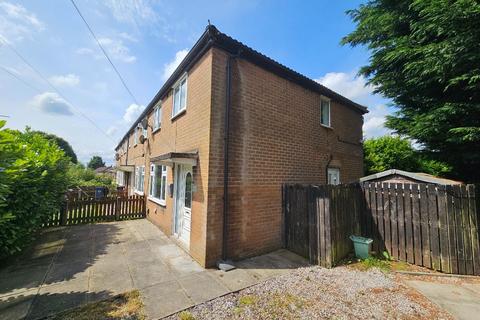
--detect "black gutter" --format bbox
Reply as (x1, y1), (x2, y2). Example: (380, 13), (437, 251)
(222, 50), (242, 261)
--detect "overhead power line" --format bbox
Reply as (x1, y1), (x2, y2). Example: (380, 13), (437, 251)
(70, 0), (140, 105)
(0, 36), (116, 143)
(0, 65), (41, 92)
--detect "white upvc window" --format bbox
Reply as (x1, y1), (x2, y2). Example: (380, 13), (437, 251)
(172, 75), (187, 118)
(327, 168), (340, 185)
(153, 105), (162, 131)
(148, 164), (167, 206)
(134, 166), (145, 193)
(321, 98), (331, 127)
(116, 171), (124, 186)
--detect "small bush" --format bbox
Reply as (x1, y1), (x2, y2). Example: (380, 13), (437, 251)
(67, 163), (114, 188)
(0, 122), (69, 259)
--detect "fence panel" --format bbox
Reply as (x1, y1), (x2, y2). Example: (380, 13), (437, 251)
(45, 195), (145, 227)
(283, 182), (480, 275)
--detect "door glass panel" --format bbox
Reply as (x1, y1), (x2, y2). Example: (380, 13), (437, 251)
(185, 172), (192, 209)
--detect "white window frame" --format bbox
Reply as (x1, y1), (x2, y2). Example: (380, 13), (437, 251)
(327, 168), (340, 185)
(116, 171), (124, 186)
(153, 105), (162, 131)
(320, 97), (331, 127)
(134, 165), (145, 194)
(172, 74), (188, 118)
(148, 164), (167, 206)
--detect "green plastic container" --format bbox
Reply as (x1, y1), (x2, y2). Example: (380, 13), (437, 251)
(350, 235), (373, 259)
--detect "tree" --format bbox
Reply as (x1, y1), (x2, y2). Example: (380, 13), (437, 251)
(342, 0), (480, 182)
(32, 130), (78, 163)
(364, 136), (451, 176)
(87, 155), (105, 170)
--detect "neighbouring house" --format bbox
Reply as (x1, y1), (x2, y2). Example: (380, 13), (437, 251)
(360, 169), (463, 185)
(114, 25), (367, 267)
(94, 166), (116, 178)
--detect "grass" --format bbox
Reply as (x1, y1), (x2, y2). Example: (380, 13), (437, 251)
(178, 310), (196, 320)
(46, 290), (145, 320)
(359, 256), (391, 272)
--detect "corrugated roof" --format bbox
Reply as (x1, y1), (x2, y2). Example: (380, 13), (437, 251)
(115, 25), (368, 149)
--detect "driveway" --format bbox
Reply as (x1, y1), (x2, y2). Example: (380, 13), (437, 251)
(0, 219), (308, 319)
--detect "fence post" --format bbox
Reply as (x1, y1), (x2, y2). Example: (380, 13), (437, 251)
(115, 197), (120, 221)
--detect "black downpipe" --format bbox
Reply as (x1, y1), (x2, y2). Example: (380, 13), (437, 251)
(222, 51), (241, 261)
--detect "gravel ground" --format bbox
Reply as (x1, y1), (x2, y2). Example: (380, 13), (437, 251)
(167, 266), (452, 320)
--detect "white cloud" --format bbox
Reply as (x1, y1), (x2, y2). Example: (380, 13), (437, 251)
(106, 126), (117, 136)
(98, 37), (136, 63)
(0, 2), (44, 42)
(123, 103), (144, 123)
(363, 104), (392, 138)
(48, 74), (80, 87)
(162, 49), (188, 81)
(76, 47), (94, 55)
(30, 92), (74, 116)
(316, 71), (375, 102)
(103, 0), (158, 25)
(76, 37), (136, 63)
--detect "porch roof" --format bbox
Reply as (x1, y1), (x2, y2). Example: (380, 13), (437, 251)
(150, 151), (198, 166)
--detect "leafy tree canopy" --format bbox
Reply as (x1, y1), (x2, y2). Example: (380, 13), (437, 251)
(364, 136), (451, 177)
(343, 0), (480, 182)
(31, 130), (78, 163)
(87, 155), (105, 170)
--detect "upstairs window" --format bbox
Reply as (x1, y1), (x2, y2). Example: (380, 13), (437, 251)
(172, 75), (187, 117)
(321, 99), (331, 127)
(133, 127), (138, 145)
(153, 105), (162, 130)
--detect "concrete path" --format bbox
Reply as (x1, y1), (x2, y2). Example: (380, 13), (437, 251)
(0, 219), (308, 319)
(407, 279), (480, 320)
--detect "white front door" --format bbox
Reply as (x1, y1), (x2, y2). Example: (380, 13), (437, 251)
(174, 164), (193, 248)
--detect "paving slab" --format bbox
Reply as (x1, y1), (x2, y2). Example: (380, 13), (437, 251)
(177, 271), (230, 304)
(407, 280), (480, 320)
(141, 280), (193, 319)
(0, 289), (37, 320)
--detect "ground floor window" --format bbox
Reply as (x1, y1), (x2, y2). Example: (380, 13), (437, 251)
(116, 171), (124, 186)
(134, 166), (145, 193)
(148, 164), (167, 205)
(328, 168), (340, 185)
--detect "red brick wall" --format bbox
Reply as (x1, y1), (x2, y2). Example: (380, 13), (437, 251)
(206, 48), (364, 263)
(116, 49), (214, 267)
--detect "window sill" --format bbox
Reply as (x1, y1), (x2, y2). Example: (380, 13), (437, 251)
(171, 109), (186, 121)
(148, 196), (166, 207)
(134, 190), (144, 196)
(321, 124), (333, 129)
(152, 126), (161, 134)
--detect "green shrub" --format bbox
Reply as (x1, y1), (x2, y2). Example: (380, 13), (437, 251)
(66, 163), (114, 188)
(0, 122), (69, 259)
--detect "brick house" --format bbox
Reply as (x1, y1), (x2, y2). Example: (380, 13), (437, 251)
(115, 25), (367, 267)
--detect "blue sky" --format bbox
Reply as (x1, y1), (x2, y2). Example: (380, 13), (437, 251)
(0, 0), (391, 164)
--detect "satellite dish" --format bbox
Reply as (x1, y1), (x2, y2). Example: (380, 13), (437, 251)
(141, 118), (148, 129)
(139, 135), (146, 144)
(115, 153), (120, 160)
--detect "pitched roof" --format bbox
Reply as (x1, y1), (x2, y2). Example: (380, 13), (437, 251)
(360, 169), (463, 185)
(115, 25), (368, 149)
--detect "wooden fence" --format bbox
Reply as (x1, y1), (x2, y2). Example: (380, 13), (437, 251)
(45, 195), (145, 227)
(282, 183), (480, 275)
